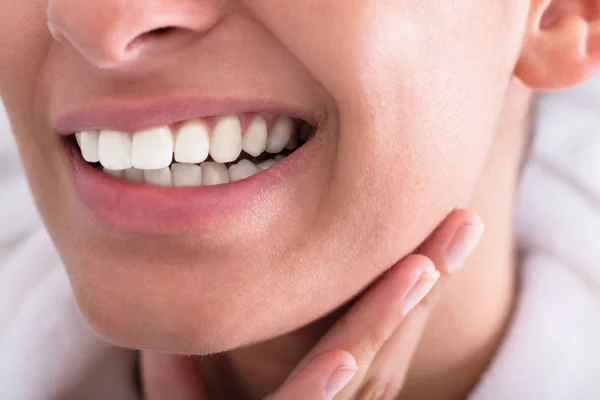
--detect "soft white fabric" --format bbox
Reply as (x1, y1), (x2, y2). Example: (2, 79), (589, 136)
(0, 106), (140, 400)
(0, 76), (599, 399)
(468, 77), (600, 399)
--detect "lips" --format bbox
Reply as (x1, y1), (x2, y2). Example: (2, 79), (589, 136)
(61, 99), (318, 232)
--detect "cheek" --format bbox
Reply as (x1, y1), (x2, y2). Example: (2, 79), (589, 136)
(0, 1), (61, 218)
(0, 1), (50, 103)
(309, 2), (514, 259)
(251, 1), (515, 218)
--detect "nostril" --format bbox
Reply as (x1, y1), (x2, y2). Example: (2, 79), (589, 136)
(146, 27), (175, 37)
(125, 26), (179, 55)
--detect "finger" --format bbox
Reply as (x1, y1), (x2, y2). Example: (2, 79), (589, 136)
(333, 255), (439, 398)
(407, 209), (485, 313)
(343, 210), (485, 398)
(418, 209), (485, 276)
(283, 209), (482, 399)
(269, 350), (357, 400)
(284, 210), (472, 383)
(356, 307), (428, 398)
(140, 351), (208, 400)
(405, 209), (485, 313)
(272, 255), (431, 400)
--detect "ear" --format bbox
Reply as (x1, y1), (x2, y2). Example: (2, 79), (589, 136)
(515, 0), (600, 89)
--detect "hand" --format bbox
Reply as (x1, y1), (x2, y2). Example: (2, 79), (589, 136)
(270, 209), (484, 399)
(141, 210), (485, 400)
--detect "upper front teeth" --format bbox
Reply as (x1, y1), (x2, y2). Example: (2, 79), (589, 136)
(209, 115), (243, 163)
(242, 115), (268, 157)
(98, 130), (132, 170)
(132, 126), (174, 169)
(174, 120), (210, 164)
(75, 130), (100, 163)
(266, 117), (294, 153)
(77, 114), (300, 172)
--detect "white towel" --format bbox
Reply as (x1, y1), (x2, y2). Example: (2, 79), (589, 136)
(0, 107), (140, 399)
(469, 77), (600, 399)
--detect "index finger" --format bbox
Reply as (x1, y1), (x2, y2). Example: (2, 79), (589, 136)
(281, 210), (483, 393)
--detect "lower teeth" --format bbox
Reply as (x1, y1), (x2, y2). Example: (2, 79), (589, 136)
(99, 155), (288, 187)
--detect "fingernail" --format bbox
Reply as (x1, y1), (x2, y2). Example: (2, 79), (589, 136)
(446, 223), (485, 274)
(324, 365), (359, 400)
(402, 262), (440, 317)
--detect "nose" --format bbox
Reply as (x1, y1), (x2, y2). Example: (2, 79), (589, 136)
(47, 0), (222, 68)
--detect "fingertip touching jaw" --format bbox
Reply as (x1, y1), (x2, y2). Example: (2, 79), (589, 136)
(0, 0), (599, 353)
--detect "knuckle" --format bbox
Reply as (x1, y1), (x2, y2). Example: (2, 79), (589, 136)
(360, 322), (396, 357)
(355, 377), (398, 400)
(362, 330), (386, 355)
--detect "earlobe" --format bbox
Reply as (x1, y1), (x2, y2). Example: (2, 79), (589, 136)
(515, 0), (600, 89)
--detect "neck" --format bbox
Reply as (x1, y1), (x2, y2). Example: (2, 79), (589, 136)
(199, 79), (533, 400)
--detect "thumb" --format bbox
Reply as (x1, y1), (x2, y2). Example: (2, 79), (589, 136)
(270, 350), (358, 400)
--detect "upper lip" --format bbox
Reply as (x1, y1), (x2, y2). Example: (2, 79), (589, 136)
(53, 93), (321, 135)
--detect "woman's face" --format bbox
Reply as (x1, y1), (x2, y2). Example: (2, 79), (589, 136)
(0, 0), (527, 353)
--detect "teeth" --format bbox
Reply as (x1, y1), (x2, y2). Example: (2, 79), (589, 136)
(83, 115), (306, 184)
(210, 115), (242, 163)
(257, 159), (277, 171)
(285, 132), (298, 150)
(124, 168), (145, 183)
(228, 160), (259, 182)
(201, 162), (230, 186)
(98, 130), (133, 170)
(75, 130), (100, 162)
(103, 168), (125, 178)
(242, 116), (268, 157)
(171, 163), (203, 187)
(144, 167), (172, 187)
(267, 117), (294, 154)
(132, 126), (174, 170)
(174, 120), (210, 164)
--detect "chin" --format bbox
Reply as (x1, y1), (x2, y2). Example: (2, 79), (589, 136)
(73, 284), (273, 354)
(65, 252), (340, 355)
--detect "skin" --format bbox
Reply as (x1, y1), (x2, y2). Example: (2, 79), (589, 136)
(1, 0), (599, 398)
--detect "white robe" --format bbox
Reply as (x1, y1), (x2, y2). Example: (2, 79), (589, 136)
(1, 77), (599, 399)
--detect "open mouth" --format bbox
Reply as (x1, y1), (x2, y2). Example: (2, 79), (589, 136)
(70, 113), (314, 187)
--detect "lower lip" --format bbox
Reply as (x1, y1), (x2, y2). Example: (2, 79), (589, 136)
(69, 143), (311, 233)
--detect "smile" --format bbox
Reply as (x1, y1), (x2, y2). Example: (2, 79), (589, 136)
(72, 113), (312, 187)
(59, 98), (320, 232)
